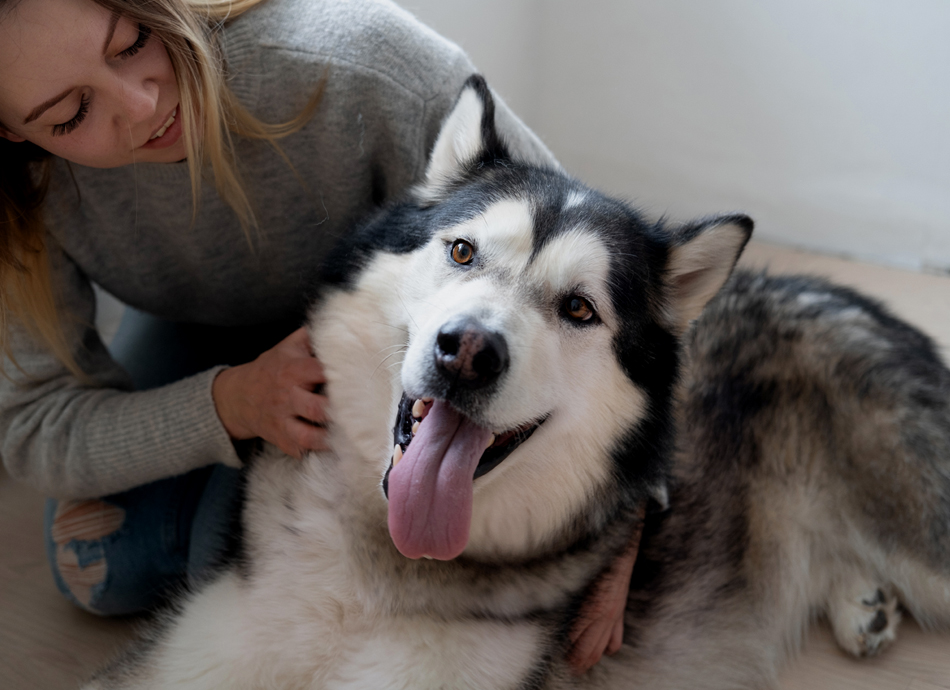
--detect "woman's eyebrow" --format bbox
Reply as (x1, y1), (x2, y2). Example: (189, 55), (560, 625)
(23, 88), (73, 125)
(101, 12), (120, 56)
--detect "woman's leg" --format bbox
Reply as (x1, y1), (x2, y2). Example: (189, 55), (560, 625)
(44, 307), (296, 615)
(44, 467), (214, 615)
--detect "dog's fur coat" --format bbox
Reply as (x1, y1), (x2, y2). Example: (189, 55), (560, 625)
(86, 77), (950, 689)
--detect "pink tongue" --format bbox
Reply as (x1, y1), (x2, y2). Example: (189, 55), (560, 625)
(387, 400), (493, 560)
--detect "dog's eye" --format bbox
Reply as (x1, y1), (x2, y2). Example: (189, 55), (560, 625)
(563, 295), (595, 322)
(451, 240), (475, 265)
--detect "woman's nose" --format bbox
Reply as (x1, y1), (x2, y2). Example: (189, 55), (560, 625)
(116, 76), (160, 126)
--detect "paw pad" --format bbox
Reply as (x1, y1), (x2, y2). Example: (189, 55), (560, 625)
(829, 584), (901, 658)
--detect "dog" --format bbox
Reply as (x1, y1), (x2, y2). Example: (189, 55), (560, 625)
(85, 76), (950, 689)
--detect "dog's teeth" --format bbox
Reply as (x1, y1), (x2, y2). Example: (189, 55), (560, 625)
(486, 434), (496, 449)
(393, 444), (403, 466)
(411, 399), (425, 418)
(422, 397), (433, 403)
(411, 421), (420, 434)
(421, 555), (433, 560)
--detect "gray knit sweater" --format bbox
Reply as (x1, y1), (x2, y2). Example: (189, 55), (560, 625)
(0, 0), (555, 499)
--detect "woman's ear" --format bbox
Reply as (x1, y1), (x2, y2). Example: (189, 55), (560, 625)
(0, 125), (27, 143)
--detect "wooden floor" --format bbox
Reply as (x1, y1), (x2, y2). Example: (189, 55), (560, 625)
(3, 240), (950, 689)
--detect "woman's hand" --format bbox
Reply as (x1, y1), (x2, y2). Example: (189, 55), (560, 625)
(212, 327), (329, 458)
(567, 506), (646, 675)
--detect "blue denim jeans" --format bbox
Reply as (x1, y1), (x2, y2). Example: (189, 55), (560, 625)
(44, 307), (298, 616)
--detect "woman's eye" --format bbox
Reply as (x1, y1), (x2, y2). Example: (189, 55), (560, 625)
(451, 240), (475, 265)
(562, 295), (595, 323)
(51, 94), (90, 137)
(119, 25), (152, 58)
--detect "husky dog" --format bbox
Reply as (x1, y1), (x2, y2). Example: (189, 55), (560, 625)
(86, 76), (950, 689)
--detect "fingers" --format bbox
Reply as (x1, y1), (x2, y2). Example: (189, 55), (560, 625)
(292, 350), (326, 387)
(567, 619), (614, 675)
(567, 591), (619, 674)
(276, 330), (325, 386)
(567, 513), (642, 675)
(566, 626), (594, 675)
(285, 326), (313, 353)
(568, 608), (625, 674)
(607, 616), (624, 655)
(271, 372), (329, 456)
(291, 386), (327, 427)
(213, 326), (331, 456)
(278, 418), (329, 458)
(284, 329), (325, 375)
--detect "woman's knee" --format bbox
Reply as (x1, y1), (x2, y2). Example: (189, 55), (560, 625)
(44, 497), (127, 615)
(42, 467), (227, 617)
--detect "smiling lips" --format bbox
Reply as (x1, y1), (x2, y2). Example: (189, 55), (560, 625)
(149, 107), (176, 141)
(138, 104), (182, 151)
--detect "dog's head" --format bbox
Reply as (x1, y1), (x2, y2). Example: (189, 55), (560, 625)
(318, 76), (751, 563)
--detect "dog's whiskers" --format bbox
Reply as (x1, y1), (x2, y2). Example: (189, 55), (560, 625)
(370, 320), (411, 335)
(394, 293), (419, 330)
(372, 348), (407, 379)
(376, 343), (408, 356)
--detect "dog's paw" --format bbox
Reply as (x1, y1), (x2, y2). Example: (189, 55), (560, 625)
(828, 582), (901, 658)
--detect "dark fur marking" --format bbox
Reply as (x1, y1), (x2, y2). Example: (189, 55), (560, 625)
(516, 653), (556, 690)
(463, 75), (511, 169)
(370, 163), (387, 208)
(86, 607), (176, 686)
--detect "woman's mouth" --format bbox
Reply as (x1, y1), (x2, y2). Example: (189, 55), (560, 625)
(150, 108), (177, 140)
(141, 106), (183, 150)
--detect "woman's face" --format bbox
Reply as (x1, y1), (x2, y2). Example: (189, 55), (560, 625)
(0, 0), (187, 166)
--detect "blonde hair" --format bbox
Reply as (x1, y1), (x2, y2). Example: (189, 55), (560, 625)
(0, 0), (321, 380)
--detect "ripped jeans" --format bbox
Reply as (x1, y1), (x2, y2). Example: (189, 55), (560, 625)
(44, 464), (240, 615)
(44, 306), (297, 615)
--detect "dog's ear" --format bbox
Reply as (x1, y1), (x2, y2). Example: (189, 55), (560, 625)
(422, 75), (509, 191)
(661, 214), (753, 335)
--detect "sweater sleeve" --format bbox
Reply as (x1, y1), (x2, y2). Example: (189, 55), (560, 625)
(0, 242), (242, 499)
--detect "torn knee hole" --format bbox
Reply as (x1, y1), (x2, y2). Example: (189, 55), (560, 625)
(51, 499), (126, 544)
(50, 499), (126, 612)
(56, 546), (108, 610)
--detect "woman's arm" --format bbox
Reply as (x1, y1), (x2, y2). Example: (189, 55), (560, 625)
(0, 246), (242, 499)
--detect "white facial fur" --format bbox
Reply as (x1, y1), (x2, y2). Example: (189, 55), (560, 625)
(396, 198), (648, 558)
(310, 253), (413, 507)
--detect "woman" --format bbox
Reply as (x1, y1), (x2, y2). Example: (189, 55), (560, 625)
(0, 0), (630, 671)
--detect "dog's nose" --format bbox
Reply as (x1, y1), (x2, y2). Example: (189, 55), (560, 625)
(434, 317), (509, 389)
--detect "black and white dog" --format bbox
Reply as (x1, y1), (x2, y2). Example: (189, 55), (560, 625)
(87, 77), (950, 689)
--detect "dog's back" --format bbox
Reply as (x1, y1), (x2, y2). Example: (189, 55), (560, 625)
(590, 271), (950, 689)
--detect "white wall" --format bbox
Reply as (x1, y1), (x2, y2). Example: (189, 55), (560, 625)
(407, 0), (950, 273)
(401, 0), (543, 124)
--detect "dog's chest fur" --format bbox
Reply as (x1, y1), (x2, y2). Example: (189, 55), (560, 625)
(217, 257), (614, 688)
(232, 445), (565, 690)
